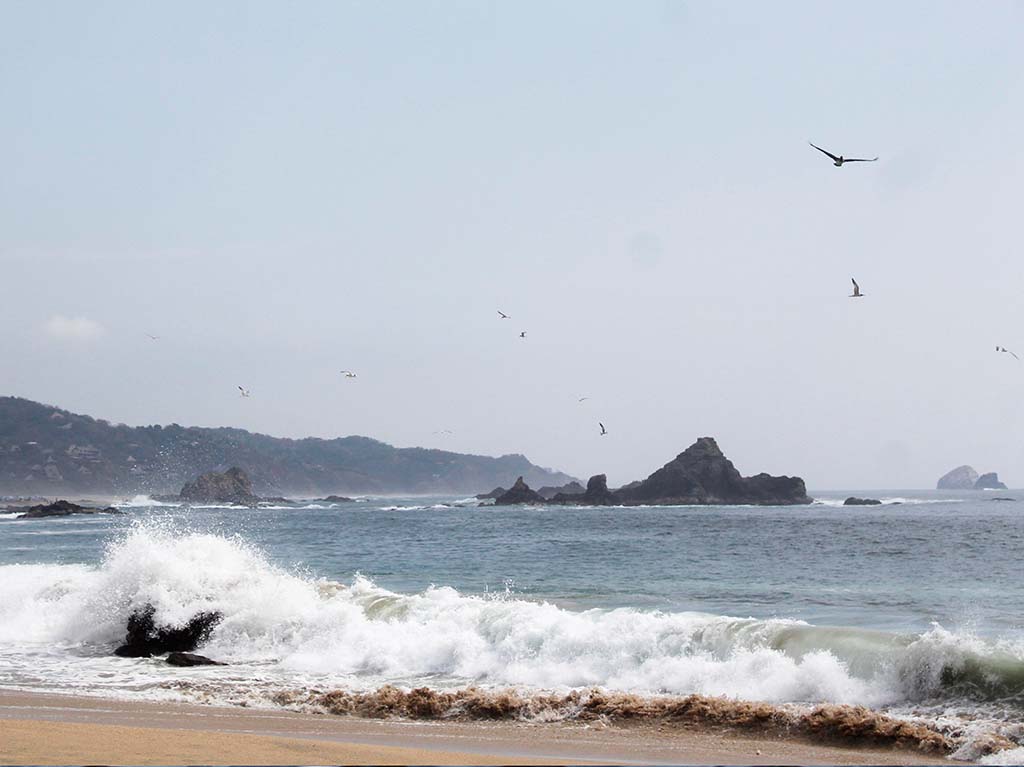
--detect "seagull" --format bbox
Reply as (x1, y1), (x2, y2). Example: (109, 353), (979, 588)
(849, 278), (864, 298)
(809, 141), (878, 167)
(996, 346), (1020, 360)
(340, 370), (357, 378)
(578, 396), (590, 403)
(519, 331), (527, 339)
(433, 429), (454, 436)
(238, 386), (251, 398)
(599, 422), (607, 436)
(145, 333), (159, 341)
(498, 310), (510, 319)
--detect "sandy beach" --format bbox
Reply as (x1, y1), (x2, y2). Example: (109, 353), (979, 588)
(0, 690), (953, 766)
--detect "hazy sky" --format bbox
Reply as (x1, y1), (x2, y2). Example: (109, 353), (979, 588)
(2, 1), (1023, 489)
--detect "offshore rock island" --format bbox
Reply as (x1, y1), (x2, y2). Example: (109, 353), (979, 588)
(491, 437), (811, 506)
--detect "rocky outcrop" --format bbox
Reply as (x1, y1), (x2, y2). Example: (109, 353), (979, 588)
(616, 438), (811, 506)
(537, 481), (585, 500)
(843, 497), (882, 506)
(320, 495), (353, 503)
(166, 652), (225, 667)
(493, 477), (544, 505)
(476, 487), (506, 500)
(975, 472), (1008, 490)
(179, 467), (260, 506)
(937, 466), (979, 490)
(13, 499), (123, 519)
(551, 474), (621, 506)
(113, 605), (222, 658)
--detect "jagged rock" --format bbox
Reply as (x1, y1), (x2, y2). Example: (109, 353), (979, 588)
(936, 465), (978, 490)
(179, 467), (259, 506)
(975, 472), (1008, 490)
(321, 495), (353, 503)
(166, 652), (225, 667)
(13, 499), (123, 519)
(114, 605), (222, 658)
(476, 487), (506, 500)
(537, 481), (585, 500)
(843, 497), (882, 506)
(616, 437), (811, 506)
(549, 474), (620, 505)
(493, 477), (544, 505)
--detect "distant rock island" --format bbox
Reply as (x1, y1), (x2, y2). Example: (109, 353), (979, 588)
(937, 465), (1008, 490)
(489, 437), (811, 506)
(0, 396), (576, 497)
(6, 499), (123, 519)
(179, 467), (261, 507)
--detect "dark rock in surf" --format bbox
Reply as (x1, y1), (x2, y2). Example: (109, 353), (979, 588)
(166, 652), (225, 667)
(843, 497), (882, 506)
(974, 472), (1008, 490)
(179, 467), (260, 507)
(476, 486), (506, 500)
(537, 481), (585, 500)
(551, 475), (621, 506)
(113, 604), (222, 658)
(936, 465), (978, 490)
(616, 437), (811, 506)
(14, 499), (123, 519)
(492, 477), (544, 505)
(321, 495), (353, 503)
(989, 497), (1015, 502)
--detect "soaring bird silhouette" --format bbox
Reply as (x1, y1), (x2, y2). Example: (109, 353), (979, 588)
(578, 396), (590, 403)
(996, 346), (1020, 360)
(145, 333), (159, 341)
(498, 310), (510, 319)
(519, 331), (527, 339)
(599, 422), (608, 436)
(809, 141), (878, 167)
(238, 386), (251, 398)
(340, 370), (357, 378)
(849, 278), (864, 298)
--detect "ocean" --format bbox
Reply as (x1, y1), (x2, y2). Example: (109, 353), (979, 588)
(2, 490), (1023, 761)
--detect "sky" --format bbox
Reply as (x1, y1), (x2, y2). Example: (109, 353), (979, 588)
(2, 0), (1023, 490)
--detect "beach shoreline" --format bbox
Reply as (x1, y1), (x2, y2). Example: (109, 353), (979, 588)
(0, 689), (954, 766)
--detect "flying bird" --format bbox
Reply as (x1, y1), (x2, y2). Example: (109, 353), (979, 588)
(849, 278), (864, 298)
(145, 333), (160, 341)
(599, 422), (607, 436)
(238, 386), (251, 398)
(578, 396), (590, 403)
(498, 310), (510, 319)
(996, 346), (1020, 360)
(340, 370), (357, 378)
(519, 331), (527, 339)
(809, 141), (878, 167)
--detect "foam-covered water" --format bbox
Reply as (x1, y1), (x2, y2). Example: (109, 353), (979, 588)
(1, 490), (1023, 755)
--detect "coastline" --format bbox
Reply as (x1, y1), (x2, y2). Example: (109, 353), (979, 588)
(0, 690), (954, 766)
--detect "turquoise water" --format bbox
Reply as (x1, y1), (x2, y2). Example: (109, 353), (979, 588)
(1, 489), (1023, 754)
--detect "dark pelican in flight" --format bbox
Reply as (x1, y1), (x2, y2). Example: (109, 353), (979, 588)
(599, 422), (607, 436)
(498, 310), (510, 319)
(520, 331), (527, 339)
(996, 346), (1020, 360)
(849, 278), (864, 298)
(809, 141), (878, 167)
(238, 386), (251, 398)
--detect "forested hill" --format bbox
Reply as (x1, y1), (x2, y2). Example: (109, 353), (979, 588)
(0, 397), (576, 496)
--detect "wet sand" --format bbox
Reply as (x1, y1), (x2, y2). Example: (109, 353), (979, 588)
(0, 690), (953, 765)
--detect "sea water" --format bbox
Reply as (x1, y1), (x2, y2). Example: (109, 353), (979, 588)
(1, 490), (1023, 757)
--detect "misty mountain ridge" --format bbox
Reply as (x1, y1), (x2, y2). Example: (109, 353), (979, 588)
(0, 396), (576, 496)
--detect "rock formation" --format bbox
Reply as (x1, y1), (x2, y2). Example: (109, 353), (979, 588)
(551, 474), (621, 505)
(476, 487), (506, 500)
(114, 604), (222, 658)
(937, 465), (979, 490)
(975, 472), (1008, 490)
(493, 477), (544, 505)
(179, 467), (260, 506)
(166, 652), (225, 667)
(615, 437), (811, 506)
(12, 499), (123, 519)
(843, 497), (882, 506)
(537, 481), (585, 500)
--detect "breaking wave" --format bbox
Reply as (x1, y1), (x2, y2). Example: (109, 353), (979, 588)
(0, 521), (1021, 756)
